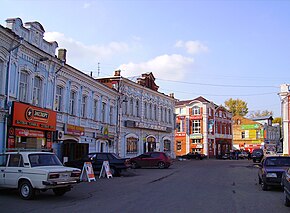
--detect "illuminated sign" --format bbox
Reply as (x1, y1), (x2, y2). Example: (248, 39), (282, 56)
(12, 102), (56, 131)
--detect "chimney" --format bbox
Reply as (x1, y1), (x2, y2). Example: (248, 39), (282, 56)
(169, 93), (174, 98)
(114, 70), (121, 76)
(58, 49), (67, 63)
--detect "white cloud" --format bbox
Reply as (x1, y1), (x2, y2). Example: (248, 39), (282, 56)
(44, 31), (130, 65)
(118, 54), (194, 81)
(175, 40), (208, 55)
(83, 3), (91, 9)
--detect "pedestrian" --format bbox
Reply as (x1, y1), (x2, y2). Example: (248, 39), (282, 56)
(235, 151), (239, 160)
(247, 151), (251, 160)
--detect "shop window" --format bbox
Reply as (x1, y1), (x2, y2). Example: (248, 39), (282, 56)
(164, 139), (171, 151)
(126, 137), (138, 153)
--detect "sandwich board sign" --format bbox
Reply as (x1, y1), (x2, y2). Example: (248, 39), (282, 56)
(80, 162), (96, 182)
(99, 160), (113, 179)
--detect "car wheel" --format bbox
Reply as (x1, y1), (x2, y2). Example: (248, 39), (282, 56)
(284, 191), (290, 207)
(131, 161), (139, 169)
(158, 161), (165, 169)
(110, 167), (120, 177)
(19, 180), (35, 200)
(53, 187), (67, 196)
(261, 179), (268, 191)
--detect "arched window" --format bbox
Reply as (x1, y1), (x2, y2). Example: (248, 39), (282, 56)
(126, 137), (138, 153)
(81, 95), (87, 118)
(164, 139), (171, 151)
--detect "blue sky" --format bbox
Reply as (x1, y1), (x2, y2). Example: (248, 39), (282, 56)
(1, 0), (290, 117)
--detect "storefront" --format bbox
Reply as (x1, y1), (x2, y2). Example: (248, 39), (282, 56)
(8, 102), (56, 150)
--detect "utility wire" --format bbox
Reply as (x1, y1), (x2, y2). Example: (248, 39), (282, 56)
(156, 78), (279, 88)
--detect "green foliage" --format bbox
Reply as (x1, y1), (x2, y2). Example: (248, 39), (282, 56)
(224, 98), (248, 116)
(273, 117), (282, 125)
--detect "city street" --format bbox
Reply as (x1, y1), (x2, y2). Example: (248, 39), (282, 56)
(0, 159), (289, 213)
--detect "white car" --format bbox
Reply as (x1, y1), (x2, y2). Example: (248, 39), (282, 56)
(0, 151), (81, 200)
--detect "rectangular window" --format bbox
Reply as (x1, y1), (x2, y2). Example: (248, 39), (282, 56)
(130, 98), (134, 116)
(192, 107), (200, 115)
(241, 131), (245, 139)
(55, 86), (62, 111)
(93, 100), (98, 121)
(19, 71), (28, 102)
(192, 120), (201, 134)
(102, 102), (106, 123)
(81, 95), (87, 118)
(176, 141), (182, 151)
(136, 100), (140, 117)
(69, 91), (76, 115)
(191, 139), (201, 144)
(110, 106), (114, 125)
(33, 76), (42, 106)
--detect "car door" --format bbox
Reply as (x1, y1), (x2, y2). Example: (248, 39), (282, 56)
(137, 154), (151, 167)
(95, 153), (108, 171)
(4, 154), (24, 187)
(0, 154), (8, 186)
(149, 153), (160, 167)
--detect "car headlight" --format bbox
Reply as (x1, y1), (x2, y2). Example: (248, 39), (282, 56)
(266, 173), (277, 178)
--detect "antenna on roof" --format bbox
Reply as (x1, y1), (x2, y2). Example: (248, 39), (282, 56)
(98, 62), (100, 76)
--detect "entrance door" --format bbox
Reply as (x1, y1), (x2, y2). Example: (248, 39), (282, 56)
(63, 140), (88, 161)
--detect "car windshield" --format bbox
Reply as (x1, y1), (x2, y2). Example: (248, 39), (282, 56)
(29, 154), (63, 167)
(265, 157), (290, 167)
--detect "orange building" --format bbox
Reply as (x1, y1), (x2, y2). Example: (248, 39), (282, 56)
(175, 96), (232, 158)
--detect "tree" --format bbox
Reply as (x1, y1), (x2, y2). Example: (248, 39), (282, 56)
(273, 117), (282, 125)
(248, 110), (273, 118)
(224, 98), (248, 116)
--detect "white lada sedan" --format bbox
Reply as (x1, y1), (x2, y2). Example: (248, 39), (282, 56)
(0, 151), (81, 200)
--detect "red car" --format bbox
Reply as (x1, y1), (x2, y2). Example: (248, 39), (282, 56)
(129, 152), (172, 169)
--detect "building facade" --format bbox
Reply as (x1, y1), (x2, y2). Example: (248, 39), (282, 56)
(175, 96), (232, 158)
(97, 71), (176, 158)
(279, 84), (290, 154)
(232, 116), (265, 153)
(0, 18), (120, 163)
(0, 18), (59, 153)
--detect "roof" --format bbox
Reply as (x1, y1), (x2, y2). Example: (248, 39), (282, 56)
(251, 116), (273, 121)
(176, 96), (211, 106)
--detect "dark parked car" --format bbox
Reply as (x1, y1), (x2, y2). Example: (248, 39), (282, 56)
(129, 152), (172, 169)
(282, 167), (290, 207)
(64, 152), (130, 176)
(180, 152), (206, 160)
(252, 148), (264, 163)
(258, 156), (290, 191)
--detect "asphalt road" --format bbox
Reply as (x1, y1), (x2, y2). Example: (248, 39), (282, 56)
(0, 159), (289, 213)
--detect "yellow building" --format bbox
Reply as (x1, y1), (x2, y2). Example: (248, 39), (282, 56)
(233, 116), (264, 153)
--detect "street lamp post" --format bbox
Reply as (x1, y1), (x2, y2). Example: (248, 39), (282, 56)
(2, 37), (23, 153)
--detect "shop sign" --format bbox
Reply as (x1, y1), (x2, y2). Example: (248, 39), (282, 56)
(190, 134), (203, 139)
(241, 124), (260, 130)
(15, 128), (45, 138)
(135, 121), (168, 132)
(176, 132), (186, 137)
(12, 102), (56, 131)
(196, 144), (203, 148)
(190, 115), (202, 120)
(65, 124), (85, 136)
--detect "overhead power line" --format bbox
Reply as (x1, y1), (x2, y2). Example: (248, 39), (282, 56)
(156, 78), (279, 88)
